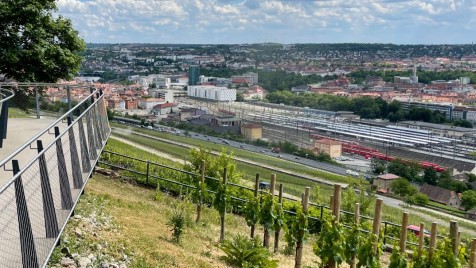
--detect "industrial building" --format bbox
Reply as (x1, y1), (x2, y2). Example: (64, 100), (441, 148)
(187, 85), (236, 101)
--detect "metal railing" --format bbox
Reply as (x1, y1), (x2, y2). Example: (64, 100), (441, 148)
(98, 150), (453, 251)
(0, 88), (15, 147)
(0, 87), (111, 268)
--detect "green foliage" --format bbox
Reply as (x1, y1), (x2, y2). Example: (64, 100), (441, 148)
(460, 190), (476, 211)
(423, 168), (438, 186)
(167, 209), (187, 243)
(284, 206), (309, 255)
(357, 233), (382, 268)
(389, 245), (408, 268)
(213, 174), (229, 217)
(453, 119), (473, 128)
(391, 178), (418, 197)
(344, 223), (362, 266)
(314, 218), (347, 267)
(0, 0), (85, 82)
(371, 159), (387, 175)
(244, 196), (261, 229)
(387, 160), (421, 182)
(219, 234), (278, 268)
(411, 193), (430, 206)
(341, 184), (374, 223)
(259, 194), (277, 232)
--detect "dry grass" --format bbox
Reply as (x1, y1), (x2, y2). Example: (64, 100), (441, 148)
(80, 175), (323, 267)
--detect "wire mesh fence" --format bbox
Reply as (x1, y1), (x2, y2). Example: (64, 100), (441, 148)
(0, 86), (110, 268)
(0, 83), (93, 120)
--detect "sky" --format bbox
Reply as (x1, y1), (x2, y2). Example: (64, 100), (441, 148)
(57, 0), (476, 44)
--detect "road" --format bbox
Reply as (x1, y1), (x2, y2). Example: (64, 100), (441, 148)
(112, 127), (348, 187)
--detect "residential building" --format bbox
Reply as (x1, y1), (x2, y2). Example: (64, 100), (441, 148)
(187, 85), (236, 102)
(151, 103), (177, 116)
(240, 124), (262, 140)
(372, 173), (400, 193)
(420, 184), (461, 208)
(138, 98), (165, 110)
(314, 139), (342, 158)
(188, 65), (200, 86)
(179, 108), (206, 121)
(124, 98), (138, 110)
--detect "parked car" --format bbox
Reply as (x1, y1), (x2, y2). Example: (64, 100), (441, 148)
(259, 181), (271, 190)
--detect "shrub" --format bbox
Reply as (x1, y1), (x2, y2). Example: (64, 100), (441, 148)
(219, 234), (278, 268)
(167, 209), (187, 243)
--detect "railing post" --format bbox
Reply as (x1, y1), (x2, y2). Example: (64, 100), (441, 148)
(146, 161), (150, 185)
(67, 117), (83, 189)
(383, 221), (388, 245)
(35, 86), (40, 119)
(55, 126), (73, 209)
(76, 108), (91, 172)
(66, 85), (72, 112)
(12, 160), (39, 268)
(85, 106), (98, 160)
(0, 94), (9, 148)
(37, 140), (60, 238)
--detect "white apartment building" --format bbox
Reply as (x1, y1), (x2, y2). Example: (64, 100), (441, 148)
(187, 86), (236, 102)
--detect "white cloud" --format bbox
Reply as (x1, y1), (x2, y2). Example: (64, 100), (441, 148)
(56, 0), (476, 44)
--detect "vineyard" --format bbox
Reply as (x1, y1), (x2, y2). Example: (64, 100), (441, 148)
(98, 139), (476, 267)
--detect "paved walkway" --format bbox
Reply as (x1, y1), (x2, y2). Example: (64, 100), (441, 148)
(0, 117), (62, 187)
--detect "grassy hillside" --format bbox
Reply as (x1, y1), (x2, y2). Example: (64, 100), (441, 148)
(48, 175), (323, 268)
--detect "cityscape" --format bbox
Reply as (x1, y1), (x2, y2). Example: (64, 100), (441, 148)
(3, 0), (476, 267)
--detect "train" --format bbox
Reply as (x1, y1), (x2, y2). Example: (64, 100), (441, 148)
(310, 134), (446, 172)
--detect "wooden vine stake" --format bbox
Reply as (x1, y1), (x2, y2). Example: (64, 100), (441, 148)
(196, 160), (205, 223)
(399, 212), (409, 253)
(350, 203), (360, 268)
(418, 223), (425, 253)
(449, 221), (459, 256)
(429, 222), (438, 259)
(325, 185), (342, 268)
(250, 173), (260, 238)
(294, 187), (310, 268)
(263, 174), (276, 248)
(274, 183), (284, 253)
(469, 238), (476, 268)
(372, 199), (383, 254)
(219, 168), (227, 243)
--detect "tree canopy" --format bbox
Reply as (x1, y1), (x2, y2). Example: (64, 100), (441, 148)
(0, 0), (85, 82)
(461, 190), (476, 211)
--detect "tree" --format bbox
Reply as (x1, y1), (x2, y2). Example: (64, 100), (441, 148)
(412, 193), (430, 206)
(0, 0), (86, 82)
(423, 167), (438, 186)
(370, 159), (386, 175)
(390, 178), (417, 197)
(461, 190), (476, 211)
(236, 92), (245, 102)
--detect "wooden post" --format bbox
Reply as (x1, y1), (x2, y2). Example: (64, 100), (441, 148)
(196, 160), (205, 223)
(295, 187), (310, 268)
(429, 222), (438, 258)
(418, 223), (425, 253)
(372, 199), (383, 254)
(332, 185), (342, 222)
(350, 203), (360, 268)
(450, 221), (459, 256)
(399, 212), (409, 252)
(274, 184), (284, 253)
(251, 173), (260, 238)
(219, 168), (227, 243)
(264, 174), (276, 248)
(470, 238), (476, 268)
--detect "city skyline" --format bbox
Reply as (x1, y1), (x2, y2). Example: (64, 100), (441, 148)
(57, 0), (476, 45)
